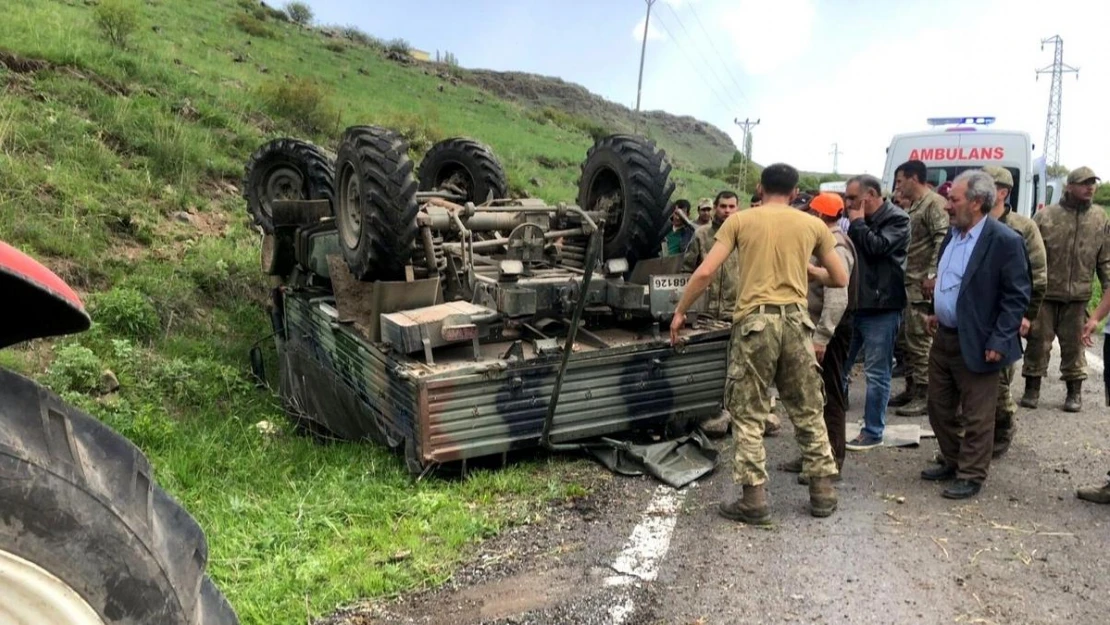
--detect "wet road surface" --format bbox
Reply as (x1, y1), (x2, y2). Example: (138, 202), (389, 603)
(331, 342), (1110, 625)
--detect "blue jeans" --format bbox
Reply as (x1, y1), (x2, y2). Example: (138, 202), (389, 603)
(844, 310), (902, 440)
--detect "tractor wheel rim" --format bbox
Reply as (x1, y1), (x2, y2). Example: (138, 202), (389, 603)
(0, 548), (106, 625)
(340, 168), (362, 249)
(263, 165), (305, 218)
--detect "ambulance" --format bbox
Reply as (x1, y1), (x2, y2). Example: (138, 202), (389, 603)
(881, 116), (1048, 217)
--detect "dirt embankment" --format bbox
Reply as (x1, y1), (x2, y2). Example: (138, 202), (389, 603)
(461, 69), (736, 168)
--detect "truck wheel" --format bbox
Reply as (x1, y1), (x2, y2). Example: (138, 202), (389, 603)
(417, 137), (508, 205)
(576, 134), (675, 266)
(334, 126), (419, 281)
(243, 138), (336, 234)
(0, 367), (238, 625)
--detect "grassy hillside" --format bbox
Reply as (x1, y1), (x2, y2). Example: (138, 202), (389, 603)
(0, 1), (735, 623)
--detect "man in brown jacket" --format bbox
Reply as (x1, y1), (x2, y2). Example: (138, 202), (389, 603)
(1020, 167), (1107, 412)
(890, 160), (950, 416)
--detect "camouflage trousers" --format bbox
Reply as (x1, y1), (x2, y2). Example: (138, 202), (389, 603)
(896, 302), (933, 383)
(1022, 301), (1089, 382)
(996, 363), (1017, 444)
(726, 304), (838, 486)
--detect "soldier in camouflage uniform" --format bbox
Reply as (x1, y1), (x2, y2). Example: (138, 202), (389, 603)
(1020, 167), (1108, 412)
(670, 163), (848, 524)
(684, 191), (782, 438)
(890, 160), (950, 416)
(982, 166), (1047, 456)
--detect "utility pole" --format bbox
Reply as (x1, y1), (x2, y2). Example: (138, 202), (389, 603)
(829, 143), (843, 174)
(635, 0), (657, 112)
(1035, 35), (1079, 168)
(734, 117), (760, 192)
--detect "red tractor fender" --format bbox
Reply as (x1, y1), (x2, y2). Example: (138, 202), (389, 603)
(0, 241), (91, 348)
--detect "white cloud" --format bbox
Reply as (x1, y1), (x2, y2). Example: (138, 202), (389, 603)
(718, 0), (816, 76)
(632, 14), (665, 42)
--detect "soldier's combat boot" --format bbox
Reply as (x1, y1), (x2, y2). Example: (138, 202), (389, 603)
(888, 376), (915, 408)
(1077, 472), (1110, 504)
(1018, 376), (1041, 409)
(719, 484), (771, 525)
(1064, 380), (1082, 413)
(808, 476), (838, 518)
(896, 384), (929, 417)
(700, 409), (731, 438)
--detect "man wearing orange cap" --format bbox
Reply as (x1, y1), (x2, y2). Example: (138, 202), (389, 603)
(781, 193), (858, 478)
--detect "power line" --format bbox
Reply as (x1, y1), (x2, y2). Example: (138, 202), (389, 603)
(659, 2), (746, 106)
(829, 143), (843, 174)
(635, 0), (658, 112)
(1035, 35), (1078, 168)
(650, 12), (735, 114)
(735, 117), (760, 191)
(685, 3), (751, 106)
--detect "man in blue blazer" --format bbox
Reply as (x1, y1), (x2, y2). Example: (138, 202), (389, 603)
(922, 170), (1032, 499)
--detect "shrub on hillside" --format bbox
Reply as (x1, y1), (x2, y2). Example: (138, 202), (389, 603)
(46, 344), (103, 394)
(341, 25), (381, 48)
(94, 0), (142, 50)
(232, 12), (277, 38)
(284, 1), (313, 26)
(256, 76), (339, 135)
(379, 109), (445, 158)
(386, 38), (412, 55)
(89, 287), (162, 343)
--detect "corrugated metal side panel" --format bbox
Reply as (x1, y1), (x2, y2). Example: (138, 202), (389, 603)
(284, 296), (420, 444)
(422, 340), (728, 462)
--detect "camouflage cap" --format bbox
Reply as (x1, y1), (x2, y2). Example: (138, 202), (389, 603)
(982, 165), (1013, 188)
(1068, 166), (1100, 185)
(697, 198), (713, 210)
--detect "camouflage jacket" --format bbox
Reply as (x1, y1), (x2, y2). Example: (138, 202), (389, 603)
(904, 189), (949, 302)
(682, 220), (739, 319)
(807, 228), (857, 345)
(997, 207), (1048, 320)
(1033, 197), (1110, 302)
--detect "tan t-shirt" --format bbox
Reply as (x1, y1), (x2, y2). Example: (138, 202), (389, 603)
(714, 203), (837, 321)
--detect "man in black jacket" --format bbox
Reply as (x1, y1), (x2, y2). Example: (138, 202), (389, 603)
(843, 175), (911, 451)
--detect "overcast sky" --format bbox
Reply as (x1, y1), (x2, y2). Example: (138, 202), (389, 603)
(302, 0), (1110, 178)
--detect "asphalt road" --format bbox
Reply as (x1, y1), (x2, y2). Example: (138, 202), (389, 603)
(335, 339), (1110, 625)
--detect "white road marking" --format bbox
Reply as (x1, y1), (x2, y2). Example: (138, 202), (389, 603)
(603, 483), (689, 624)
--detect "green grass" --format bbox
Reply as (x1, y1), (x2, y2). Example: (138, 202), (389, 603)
(0, 0), (698, 622)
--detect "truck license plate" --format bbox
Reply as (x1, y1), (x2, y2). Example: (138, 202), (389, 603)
(651, 275), (689, 290)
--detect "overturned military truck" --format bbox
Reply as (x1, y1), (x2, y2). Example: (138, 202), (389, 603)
(243, 126), (731, 474)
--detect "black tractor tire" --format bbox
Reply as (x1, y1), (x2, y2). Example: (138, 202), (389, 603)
(333, 126), (420, 281)
(243, 138), (336, 234)
(576, 134), (675, 266)
(0, 367), (238, 625)
(417, 137), (508, 205)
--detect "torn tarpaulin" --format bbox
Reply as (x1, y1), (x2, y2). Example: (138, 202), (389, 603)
(586, 429), (719, 489)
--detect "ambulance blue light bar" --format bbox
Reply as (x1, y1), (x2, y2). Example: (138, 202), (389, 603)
(927, 116), (996, 127)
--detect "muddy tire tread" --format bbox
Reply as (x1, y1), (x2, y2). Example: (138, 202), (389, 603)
(576, 134), (675, 266)
(417, 137), (509, 204)
(243, 138), (336, 234)
(0, 367), (237, 624)
(334, 126), (419, 281)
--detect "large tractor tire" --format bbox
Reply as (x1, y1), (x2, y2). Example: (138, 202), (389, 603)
(333, 126), (420, 282)
(0, 367), (238, 625)
(576, 134), (675, 267)
(417, 137), (508, 205)
(243, 138), (336, 234)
